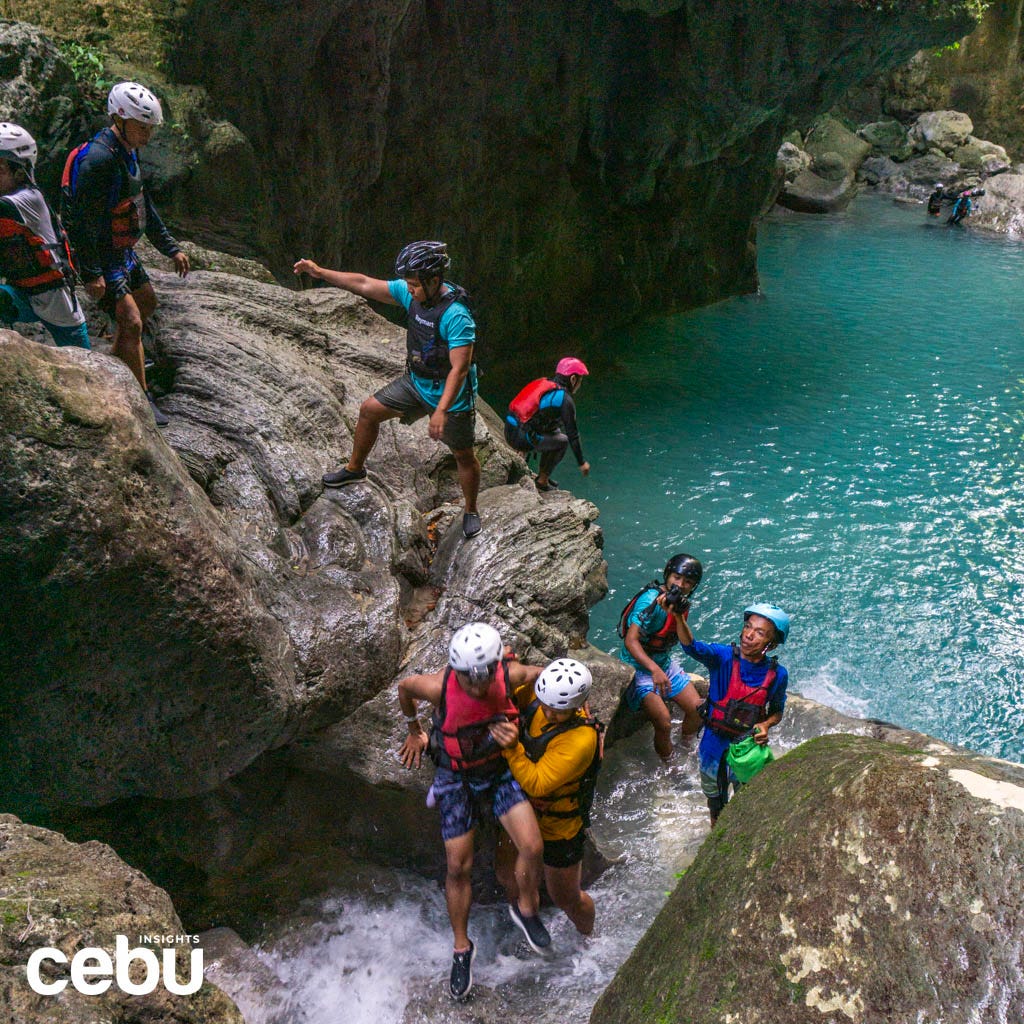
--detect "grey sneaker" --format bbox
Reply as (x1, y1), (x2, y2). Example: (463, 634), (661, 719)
(449, 940), (476, 1001)
(462, 512), (481, 538)
(508, 902), (551, 953)
(322, 466), (367, 487)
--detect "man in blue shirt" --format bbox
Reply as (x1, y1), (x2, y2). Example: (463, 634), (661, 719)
(294, 241), (482, 538)
(677, 602), (791, 825)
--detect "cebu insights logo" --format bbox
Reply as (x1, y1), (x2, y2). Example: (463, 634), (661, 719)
(26, 934), (203, 996)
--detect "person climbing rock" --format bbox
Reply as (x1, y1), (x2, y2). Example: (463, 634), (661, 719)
(617, 553), (706, 761)
(294, 241), (483, 538)
(62, 82), (190, 426)
(504, 357), (591, 491)
(678, 602), (791, 825)
(0, 123), (90, 350)
(397, 622), (550, 1000)
(490, 657), (602, 936)
(947, 187), (985, 226)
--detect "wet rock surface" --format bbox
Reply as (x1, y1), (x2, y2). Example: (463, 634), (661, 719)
(591, 734), (1024, 1024)
(0, 814), (242, 1024)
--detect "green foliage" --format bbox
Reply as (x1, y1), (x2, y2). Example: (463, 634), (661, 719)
(58, 40), (114, 93)
(933, 39), (963, 56)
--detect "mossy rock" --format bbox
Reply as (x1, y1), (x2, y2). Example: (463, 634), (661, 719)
(591, 734), (1024, 1024)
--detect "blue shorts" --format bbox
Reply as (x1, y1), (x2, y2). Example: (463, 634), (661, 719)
(0, 284), (91, 349)
(433, 764), (528, 841)
(624, 661), (693, 712)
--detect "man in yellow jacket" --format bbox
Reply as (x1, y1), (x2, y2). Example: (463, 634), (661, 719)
(489, 658), (601, 935)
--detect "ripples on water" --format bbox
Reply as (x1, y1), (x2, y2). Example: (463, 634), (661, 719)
(571, 196), (1024, 763)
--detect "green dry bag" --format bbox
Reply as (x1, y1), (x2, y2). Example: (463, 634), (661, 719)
(725, 735), (774, 783)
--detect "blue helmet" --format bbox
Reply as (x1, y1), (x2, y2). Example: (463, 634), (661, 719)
(743, 603), (790, 644)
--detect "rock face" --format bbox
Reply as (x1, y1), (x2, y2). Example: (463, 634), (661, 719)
(0, 263), (606, 815)
(171, 1), (980, 371)
(590, 734), (1024, 1024)
(0, 814), (242, 1024)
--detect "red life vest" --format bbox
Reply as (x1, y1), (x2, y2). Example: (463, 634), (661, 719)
(706, 645), (777, 738)
(62, 137), (146, 250)
(508, 378), (560, 426)
(0, 217), (67, 294)
(429, 660), (519, 773)
(617, 583), (688, 654)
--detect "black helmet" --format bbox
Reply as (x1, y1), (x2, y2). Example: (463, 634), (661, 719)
(395, 240), (450, 279)
(664, 553), (703, 588)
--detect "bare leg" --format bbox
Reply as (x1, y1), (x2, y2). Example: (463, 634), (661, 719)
(642, 691), (674, 761)
(498, 800), (543, 916)
(494, 829), (519, 906)
(672, 681), (704, 739)
(545, 861), (594, 935)
(443, 831), (476, 951)
(451, 446), (480, 514)
(348, 396), (402, 470)
(112, 291), (146, 390)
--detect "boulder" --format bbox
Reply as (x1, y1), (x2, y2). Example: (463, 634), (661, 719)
(0, 814), (242, 1024)
(811, 150), (848, 182)
(952, 136), (1011, 175)
(777, 169), (858, 213)
(591, 734), (1024, 1024)
(857, 119), (913, 161)
(910, 109), (973, 153)
(961, 172), (1024, 238)
(804, 114), (872, 174)
(776, 141), (811, 181)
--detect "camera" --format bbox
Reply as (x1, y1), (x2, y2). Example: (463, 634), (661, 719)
(663, 584), (690, 613)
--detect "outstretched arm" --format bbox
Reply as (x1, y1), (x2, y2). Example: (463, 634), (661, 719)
(397, 671), (444, 768)
(293, 259), (397, 304)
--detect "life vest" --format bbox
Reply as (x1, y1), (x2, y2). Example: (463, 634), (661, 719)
(61, 134), (146, 250)
(405, 284), (470, 380)
(927, 190), (944, 216)
(429, 659), (519, 774)
(616, 582), (687, 654)
(519, 700), (604, 828)
(0, 216), (69, 295)
(508, 378), (561, 427)
(705, 645), (777, 739)
(0, 186), (77, 298)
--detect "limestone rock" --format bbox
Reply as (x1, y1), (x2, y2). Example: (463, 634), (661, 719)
(776, 141), (811, 181)
(804, 114), (872, 174)
(777, 168), (858, 213)
(910, 109), (974, 153)
(857, 119), (913, 161)
(591, 735), (1024, 1024)
(0, 814), (242, 1024)
(961, 172), (1024, 238)
(812, 150), (848, 182)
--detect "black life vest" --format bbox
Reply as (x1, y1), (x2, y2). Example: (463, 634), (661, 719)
(519, 700), (604, 828)
(428, 660), (519, 775)
(508, 378), (561, 427)
(616, 582), (687, 654)
(61, 134), (146, 249)
(705, 645), (777, 739)
(927, 190), (944, 216)
(405, 284), (470, 380)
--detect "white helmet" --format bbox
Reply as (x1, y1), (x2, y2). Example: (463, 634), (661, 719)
(448, 622), (504, 683)
(108, 81), (164, 126)
(535, 658), (592, 710)
(0, 123), (37, 170)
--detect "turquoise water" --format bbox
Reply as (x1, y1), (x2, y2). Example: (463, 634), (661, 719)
(566, 196), (1024, 762)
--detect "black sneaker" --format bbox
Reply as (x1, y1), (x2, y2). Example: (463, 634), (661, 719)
(462, 512), (481, 538)
(449, 940), (476, 1001)
(322, 466), (367, 487)
(508, 902), (551, 953)
(146, 390), (169, 427)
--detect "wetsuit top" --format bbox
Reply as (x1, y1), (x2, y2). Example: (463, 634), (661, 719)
(64, 127), (180, 281)
(682, 641), (788, 765)
(0, 186), (82, 327)
(504, 681), (598, 841)
(618, 589), (680, 671)
(531, 382), (585, 465)
(387, 278), (477, 412)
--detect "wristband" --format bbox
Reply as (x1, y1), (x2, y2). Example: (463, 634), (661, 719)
(404, 713), (420, 724)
